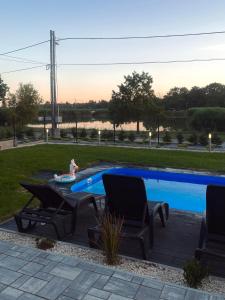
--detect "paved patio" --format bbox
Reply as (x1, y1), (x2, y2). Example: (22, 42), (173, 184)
(1, 163), (224, 276)
(0, 239), (222, 300)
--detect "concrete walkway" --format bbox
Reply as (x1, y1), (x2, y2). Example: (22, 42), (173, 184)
(0, 240), (223, 300)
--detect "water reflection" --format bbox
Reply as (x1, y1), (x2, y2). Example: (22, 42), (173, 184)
(30, 121), (143, 131)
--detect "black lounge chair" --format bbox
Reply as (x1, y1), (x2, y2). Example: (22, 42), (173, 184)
(88, 174), (169, 259)
(15, 183), (78, 240)
(195, 185), (225, 261)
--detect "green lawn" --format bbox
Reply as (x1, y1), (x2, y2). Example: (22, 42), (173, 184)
(0, 144), (225, 221)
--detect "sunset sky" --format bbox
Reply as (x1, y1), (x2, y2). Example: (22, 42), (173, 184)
(1, 0), (225, 102)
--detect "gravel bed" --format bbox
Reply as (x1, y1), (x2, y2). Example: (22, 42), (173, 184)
(0, 229), (224, 295)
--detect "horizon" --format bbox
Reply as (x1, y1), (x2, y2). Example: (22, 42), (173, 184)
(1, 0), (225, 102)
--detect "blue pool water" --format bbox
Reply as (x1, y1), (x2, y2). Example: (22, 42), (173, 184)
(71, 167), (225, 213)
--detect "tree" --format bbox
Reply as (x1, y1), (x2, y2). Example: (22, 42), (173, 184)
(109, 71), (156, 132)
(163, 87), (189, 110)
(163, 83), (225, 111)
(8, 83), (41, 127)
(0, 77), (9, 106)
(187, 107), (225, 131)
(203, 83), (225, 107)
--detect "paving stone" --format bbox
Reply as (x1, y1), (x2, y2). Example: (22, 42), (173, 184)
(135, 285), (161, 300)
(0, 256), (27, 271)
(57, 296), (75, 300)
(83, 295), (104, 300)
(6, 250), (22, 258)
(104, 277), (139, 298)
(62, 288), (85, 300)
(161, 285), (186, 299)
(11, 274), (31, 288)
(19, 277), (47, 294)
(1, 286), (23, 298)
(0, 253), (8, 260)
(0, 283), (7, 292)
(35, 271), (55, 281)
(36, 252), (49, 259)
(112, 271), (133, 282)
(0, 242), (11, 253)
(10, 245), (26, 253)
(77, 261), (97, 271)
(94, 265), (114, 276)
(46, 253), (64, 262)
(69, 270), (100, 292)
(0, 240), (221, 300)
(88, 287), (110, 299)
(93, 275), (110, 289)
(61, 256), (80, 267)
(142, 278), (164, 290)
(132, 275), (144, 285)
(19, 261), (43, 276)
(32, 256), (53, 266)
(37, 276), (71, 300)
(18, 293), (46, 300)
(185, 290), (210, 300)
(50, 263), (82, 280)
(41, 260), (58, 273)
(17, 250), (40, 261)
(210, 296), (225, 300)
(0, 267), (22, 285)
(108, 295), (131, 300)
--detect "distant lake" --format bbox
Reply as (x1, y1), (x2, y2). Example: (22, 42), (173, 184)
(29, 120), (164, 131)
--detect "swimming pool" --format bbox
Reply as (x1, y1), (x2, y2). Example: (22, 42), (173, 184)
(71, 167), (225, 213)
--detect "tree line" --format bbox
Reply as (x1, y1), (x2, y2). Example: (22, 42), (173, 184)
(1, 71), (225, 136)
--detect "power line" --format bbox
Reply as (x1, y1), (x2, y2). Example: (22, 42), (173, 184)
(57, 30), (225, 41)
(0, 56), (47, 65)
(1, 65), (46, 75)
(0, 40), (49, 56)
(1, 54), (48, 65)
(58, 57), (225, 66)
(2, 57), (225, 74)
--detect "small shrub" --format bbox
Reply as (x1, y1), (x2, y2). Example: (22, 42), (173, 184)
(118, 130), (126, 142)
(106, 130), (114, 140)
(128, 132), (136, 142)
(183, 259), (208, 288)
(79, 128), (87, 138)
(100, 213), (123, 265)
(60, 129), (67, 138)
(162, 131), (171, 143)
(101, 129), (114, 141)
(26, 127), (35, 138)
(0, 128), (6, 140)
(176, 132), (184, 144)
(199, 134), (208, 146)
(90, 128), (98, 139)
(142, 133), (148, 143)
(188, 133), (198, 145)
(71, 127), (78, 140)
(35, 238), (56, 250)
(212, 133), (222, 146)
(101, 129), (109, 140)
(16, 129), (24, 140)
(5, 128), (13, 139)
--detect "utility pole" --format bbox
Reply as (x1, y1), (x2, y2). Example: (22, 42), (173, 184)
(50, 30), (57, 136)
